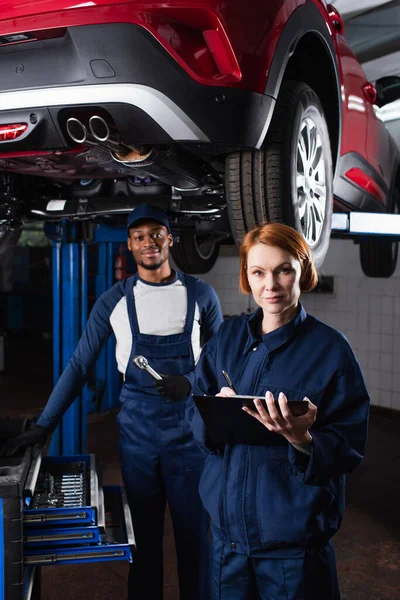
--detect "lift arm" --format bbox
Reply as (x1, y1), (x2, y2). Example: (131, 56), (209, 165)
(332, 212), (400, 240)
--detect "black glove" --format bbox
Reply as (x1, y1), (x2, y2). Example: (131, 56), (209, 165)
(155, 374), (191, 401)
(2, 424), (49, 457)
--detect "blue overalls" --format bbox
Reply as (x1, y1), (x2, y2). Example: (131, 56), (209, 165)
(117, 274), (209, 600)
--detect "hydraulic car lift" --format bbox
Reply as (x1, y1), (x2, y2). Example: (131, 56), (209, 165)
(47, 221), (128, 457)
(331, 211), (400, 240)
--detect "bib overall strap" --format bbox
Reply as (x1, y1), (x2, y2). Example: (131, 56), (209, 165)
(125, 274), (140, 336)
(183, 274), (196, 335)
(126, 273), (196, 336)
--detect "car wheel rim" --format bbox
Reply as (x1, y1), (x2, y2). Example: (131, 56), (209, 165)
(296, 116), (327, 247)
(194, 236), (215, 260)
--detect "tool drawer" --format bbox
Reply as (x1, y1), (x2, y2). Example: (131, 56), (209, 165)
(23, 454), (135, 565)
(24, 486), (135, 565)
(23, 454), (102, 528)
(0, 451), (135, 599)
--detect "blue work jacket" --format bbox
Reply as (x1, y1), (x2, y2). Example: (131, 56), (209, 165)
(37, 271), (222, 430)
(186, 304), (370, 556)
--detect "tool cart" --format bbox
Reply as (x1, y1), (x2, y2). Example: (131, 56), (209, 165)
(0, 448), (135, 600)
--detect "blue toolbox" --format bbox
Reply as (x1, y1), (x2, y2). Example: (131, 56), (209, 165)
(0, 449), (135, 600)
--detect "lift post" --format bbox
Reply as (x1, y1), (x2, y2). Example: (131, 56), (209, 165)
(93, 239), (117, 414)
(92, 226), (128, 414)
(49, 221), (90, 456)
(45, 222), (130, 455)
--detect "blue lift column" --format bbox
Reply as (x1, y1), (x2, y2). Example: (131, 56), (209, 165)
(91, 240), (117, 414)
(93, 226), (128, 415)
(48, 220), (90, 456)
(45, 222), (128, 456)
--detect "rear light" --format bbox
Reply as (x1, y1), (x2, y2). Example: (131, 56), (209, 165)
(148, 10), (241, 83)
(0, 123), (28, 141)
(345, 168), (385, 202)
(203, 30), (236, 76)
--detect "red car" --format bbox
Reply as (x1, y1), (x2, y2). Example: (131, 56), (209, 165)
(0, 0), (399, 276)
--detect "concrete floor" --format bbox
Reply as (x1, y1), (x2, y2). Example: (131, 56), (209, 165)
(1, 336), (399, 599)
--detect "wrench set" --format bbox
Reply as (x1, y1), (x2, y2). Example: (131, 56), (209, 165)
(31, 463), (88, 509)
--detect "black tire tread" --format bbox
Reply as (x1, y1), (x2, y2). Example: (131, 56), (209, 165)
(360, 187), (399, 277)
(226, 80), (333, 270)
(171, 234), (219, 274)
(360, 240), (398, 278)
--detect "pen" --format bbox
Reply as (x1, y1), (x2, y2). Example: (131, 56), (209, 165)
(222, 370), (234, 389)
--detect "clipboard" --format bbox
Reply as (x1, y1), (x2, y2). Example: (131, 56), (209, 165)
(192, 395), (308, 446)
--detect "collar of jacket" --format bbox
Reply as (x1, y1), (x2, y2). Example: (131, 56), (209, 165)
(243, 302), (307, 355)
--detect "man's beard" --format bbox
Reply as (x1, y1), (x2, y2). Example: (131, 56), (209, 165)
(137, 254), (167, 271)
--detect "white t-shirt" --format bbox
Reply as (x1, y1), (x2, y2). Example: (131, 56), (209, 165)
(110, 278), (201, 375)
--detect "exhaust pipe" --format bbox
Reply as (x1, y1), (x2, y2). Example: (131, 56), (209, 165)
(66, 115), (151, 163)
(89, 115), (153, 162)
(89, 115), (118, 144)
(67, 115), (204, 190)
(66, 118), (88, 144)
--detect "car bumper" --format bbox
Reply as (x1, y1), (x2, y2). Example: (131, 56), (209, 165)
(0, 23), (274, 153)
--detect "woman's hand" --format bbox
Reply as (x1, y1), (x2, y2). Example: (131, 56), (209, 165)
(242, 391), (317, 445)
(216, 386), (236, 397)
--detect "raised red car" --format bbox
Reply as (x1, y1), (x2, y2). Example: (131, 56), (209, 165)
(0, 0), (399, 276)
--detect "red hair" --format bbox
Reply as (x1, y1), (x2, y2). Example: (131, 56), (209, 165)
(239, 223), (318, 293)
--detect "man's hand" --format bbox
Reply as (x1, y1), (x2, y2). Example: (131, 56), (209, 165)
(2, 424), (49, 457)
(155, 375), (191, 401)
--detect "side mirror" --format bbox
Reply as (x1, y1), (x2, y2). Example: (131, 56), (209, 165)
(375, 76), (400, 108)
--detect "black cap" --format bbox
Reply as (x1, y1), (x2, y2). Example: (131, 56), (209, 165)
(126, 204), (170, 233)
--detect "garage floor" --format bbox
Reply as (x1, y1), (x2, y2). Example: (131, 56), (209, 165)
(1, 336), (399, 599)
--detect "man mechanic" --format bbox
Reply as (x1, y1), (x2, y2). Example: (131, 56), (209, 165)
(9, 204), (223, 599)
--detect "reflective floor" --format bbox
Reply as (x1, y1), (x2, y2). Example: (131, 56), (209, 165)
(1, 336), (399, 599)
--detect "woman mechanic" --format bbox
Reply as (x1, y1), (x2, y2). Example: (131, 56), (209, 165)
(186, 223), (370, 600)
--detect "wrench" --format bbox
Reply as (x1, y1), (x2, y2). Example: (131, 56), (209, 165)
(133, 355), (163, 381)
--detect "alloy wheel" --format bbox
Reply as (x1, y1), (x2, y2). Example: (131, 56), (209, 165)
(296, 116), (327, 247)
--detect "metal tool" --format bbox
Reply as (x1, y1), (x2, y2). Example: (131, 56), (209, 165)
(133, 355), (163, 380)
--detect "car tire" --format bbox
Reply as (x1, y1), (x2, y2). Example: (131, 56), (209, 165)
(170, 234), (220, 274)
(359, 191), (399, 277)
(359, 239), (398, 278)
(226, 80), (333, 269)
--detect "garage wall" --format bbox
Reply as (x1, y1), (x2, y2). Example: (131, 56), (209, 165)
(385, 119), (400, 147)
(196, 240), (400, 411)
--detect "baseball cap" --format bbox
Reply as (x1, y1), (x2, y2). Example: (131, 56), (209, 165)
(126, 204), (171, 233)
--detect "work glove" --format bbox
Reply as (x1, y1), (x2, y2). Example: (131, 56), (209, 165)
(155, 374), (191, 401)
(1, 424), (49, 457)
